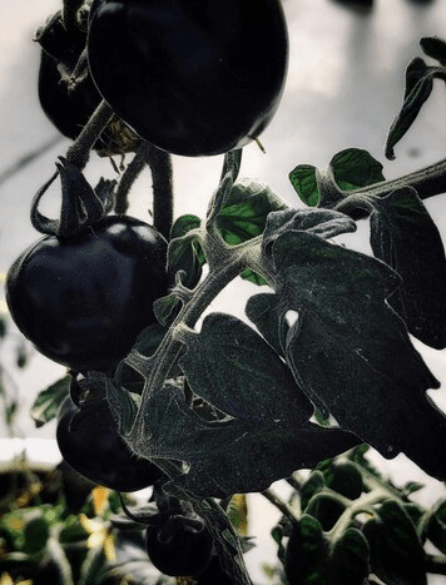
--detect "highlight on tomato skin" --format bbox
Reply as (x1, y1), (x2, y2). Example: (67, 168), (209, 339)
(87, 0), (289, 156)
(57, 393), (166, 492)
(5, 215), (169, 374)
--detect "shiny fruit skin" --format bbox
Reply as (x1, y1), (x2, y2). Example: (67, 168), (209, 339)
(6, 215), (168, 373)
(87, 0), (288, 156)
(57, 394), (165, 492)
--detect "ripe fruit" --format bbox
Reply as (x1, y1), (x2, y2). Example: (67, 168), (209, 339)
(57, 393), (165, 492)
(87, 0), (288, 156)
(6, 215), (168, 373)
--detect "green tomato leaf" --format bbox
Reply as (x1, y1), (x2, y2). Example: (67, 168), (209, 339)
(420, 36), (446, 66)
(370, 187), (446, 349)
(402, 481), (425, 496)
(330, 148), (385, 190)
(117, 323), (169, 394)
(262, 208), (357, 255)
(171, 420), (359, 499)
(347, 444), (385, 481)
(245, 292), (288, 357)
(217, 179), (288, 246)
(331, 528), (370, 585)
(363, 500), (426, 585)
(170, 213), (202, 241)
(268, 230), (446, 481)
(322, 461), (363, 500)
(240, 268), (268, 286)
(104, 374), (139, 436)
(153, 292), (183, 327)
(285, 515), (329, 585)
(179, 313), (313, 425)
(127, 381), (358, 498)
(426, 500), (446, 555)
(385, 57), (434, 160)
(23, 512), (50, 554)
(300, 470), (326, 512)
(216, 179), (287, 285)
(289, 165), (319, 207)
(168, 214), (204, 290)
(31, 375), (71, 427)
(58, 516), (90, 544)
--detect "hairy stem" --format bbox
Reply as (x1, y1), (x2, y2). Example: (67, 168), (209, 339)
(115, 146), (149, 215)
(131, 244), (247, 402)
(335, 156), (446, 216)
(66, 99), (114, 170)
(327, 489), (388, 544)
(143, 143), (174, 240)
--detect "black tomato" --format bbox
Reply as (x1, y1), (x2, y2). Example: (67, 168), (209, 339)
(6, 215), (168, 373)
(38, 49), (106, 145)
(87, 0), (288, 156)
(57, 394), (165, 492)
(145, 516), (213, 577)
(37, 10), (104, 145)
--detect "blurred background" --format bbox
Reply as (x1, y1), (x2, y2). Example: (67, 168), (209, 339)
(1, 0), (446, 582)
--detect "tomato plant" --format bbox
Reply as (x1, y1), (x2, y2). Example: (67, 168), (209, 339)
(5, 1), (446, 584)
(87, 0), (288, 156)
(6, 215), (168, 373)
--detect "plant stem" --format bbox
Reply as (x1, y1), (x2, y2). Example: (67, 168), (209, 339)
(335, 156), (446, 216)
(115, 146), (148, 215)
(66, 99), (114, 170)
(262, 489), (300, 526)
(61, 0), (84, 33)
(286, 472), (305, 492)
(129, 245), (246, 393)
(327, 489), (387, 544)
(143, 143), (174, 240)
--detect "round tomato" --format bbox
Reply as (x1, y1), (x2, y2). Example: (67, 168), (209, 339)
(37, 10), (103, 144)
(57, 394), (165, 492)
(145, 515), (214, 576)
(87, 0), (288, 156)
(38, 49), (106, 145)
(6, 215), (168, 373)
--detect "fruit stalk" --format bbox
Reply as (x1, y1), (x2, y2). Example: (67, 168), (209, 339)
(65, 99), (114, 170)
